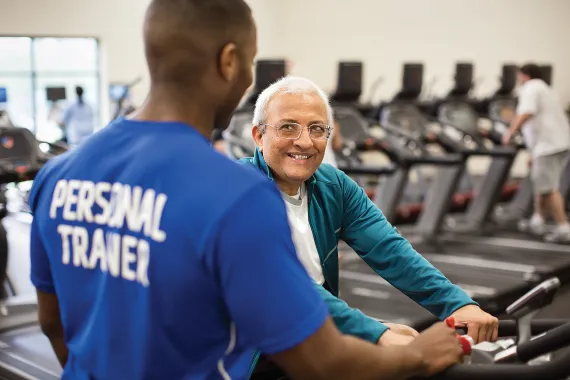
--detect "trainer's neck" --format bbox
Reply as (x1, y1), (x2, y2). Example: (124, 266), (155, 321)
(130, 87), (215, 139)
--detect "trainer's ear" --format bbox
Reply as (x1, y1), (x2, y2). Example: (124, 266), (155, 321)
(218, 42), (238, 82)
(252, 125), (263, 151)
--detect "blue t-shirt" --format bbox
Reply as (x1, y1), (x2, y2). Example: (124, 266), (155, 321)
(29, 118), (328, 380)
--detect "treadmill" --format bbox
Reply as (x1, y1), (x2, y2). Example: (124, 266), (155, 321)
(371, 65), (570, 286)
(0, 127), (63, 379)
(424, 70), (570, 282)
(328, 63), (533, 329)
(333, 105), (532, 329)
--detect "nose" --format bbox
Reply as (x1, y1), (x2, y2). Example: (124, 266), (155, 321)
(294, 127), (314, 150)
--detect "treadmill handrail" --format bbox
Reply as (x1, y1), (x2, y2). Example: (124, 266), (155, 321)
(433, 120), (517, 157)
(400, 152), (462, 166)
(338, 164), (397, 176)
(381, 120), (425, 143)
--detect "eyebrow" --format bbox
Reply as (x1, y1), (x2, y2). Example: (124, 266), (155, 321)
(278, 119), (327, 125)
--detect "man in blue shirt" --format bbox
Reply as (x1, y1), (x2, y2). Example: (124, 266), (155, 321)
(30, 1), (465, 379)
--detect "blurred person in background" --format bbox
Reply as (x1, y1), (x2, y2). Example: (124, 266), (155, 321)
(503, 63), (570, 242)
(59, 86), (95, 146)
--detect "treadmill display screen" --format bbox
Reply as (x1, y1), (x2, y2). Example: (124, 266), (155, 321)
(0, 130), (34, 161)
(0, 88), (7, 103)
(338, 62), (362, 95)
(501, 65), (517, 93)
(454, 63), (473, 93)
(255, 60), (286, 92)
(402, 64), (423, 94)
(540, 65), (553, 86)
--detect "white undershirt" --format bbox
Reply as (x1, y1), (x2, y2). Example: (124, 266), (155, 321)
(280, 184), (325, 285)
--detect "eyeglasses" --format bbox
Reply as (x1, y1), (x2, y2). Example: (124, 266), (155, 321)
(261, 122), (331, 141)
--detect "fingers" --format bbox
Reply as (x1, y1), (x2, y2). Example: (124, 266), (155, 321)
(409, 327), (420, 338)
(384, 323), (419, 337)
(491, 317), (499, 342)
(466, 322), (480, 344)
(478, 322), (489, 344)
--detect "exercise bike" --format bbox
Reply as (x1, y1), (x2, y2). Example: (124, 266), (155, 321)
(422, 277), (570, 379)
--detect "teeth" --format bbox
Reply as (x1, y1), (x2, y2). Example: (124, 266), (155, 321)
(290, 154), (310, 160)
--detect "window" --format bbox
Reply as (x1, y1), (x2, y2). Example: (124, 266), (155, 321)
(0, 36), (100, 142)
(0, 37), (32, 72)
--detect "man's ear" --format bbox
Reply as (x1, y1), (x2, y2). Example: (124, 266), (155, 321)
(219, 42), (238, 82)
(252, 125), (263, 151)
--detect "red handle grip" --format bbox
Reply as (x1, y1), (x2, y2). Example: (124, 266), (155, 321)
(446, 317), (472, 355)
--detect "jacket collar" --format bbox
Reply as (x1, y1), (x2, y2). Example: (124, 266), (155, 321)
(252, 148), (274, 181)
(252, 148), (317, 185)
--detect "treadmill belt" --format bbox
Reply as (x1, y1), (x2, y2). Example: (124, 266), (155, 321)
(429, 238), (570, 277)
(341, 259), (527, 300)
(0, 325), (61, 379)
(338, 275), (435, 327)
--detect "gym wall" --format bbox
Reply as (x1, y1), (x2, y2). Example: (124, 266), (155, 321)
(1, 0), (569, 108)
(276, 0), (570, 103)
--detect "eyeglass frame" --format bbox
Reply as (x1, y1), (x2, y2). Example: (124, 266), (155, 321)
(258, 121), (332, 141)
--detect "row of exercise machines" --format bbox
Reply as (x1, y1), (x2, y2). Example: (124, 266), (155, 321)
(0, 119), (563, 378)
(223, 60), (570, 331)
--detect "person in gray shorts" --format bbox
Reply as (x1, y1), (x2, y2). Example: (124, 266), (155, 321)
(503, 63), (570, 242)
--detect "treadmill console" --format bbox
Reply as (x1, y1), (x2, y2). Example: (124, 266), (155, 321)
(0, 127), (43, 183)
(224, 112), (256, 159)
(333, 107), (370, 143)
(487, 99), (524, 146)
(438, 102), (486, 150)
(380, 103), (426, 142)
(506, 277), (561, 319)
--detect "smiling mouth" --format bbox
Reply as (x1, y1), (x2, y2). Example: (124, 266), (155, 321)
(288, 153), (313, 161)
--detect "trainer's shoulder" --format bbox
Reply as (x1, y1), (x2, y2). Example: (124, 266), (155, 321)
(210, 153), (274, 192)
(29, 152), (71, 211)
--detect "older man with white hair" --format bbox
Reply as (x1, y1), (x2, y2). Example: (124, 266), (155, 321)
(240, 75), (499, 378)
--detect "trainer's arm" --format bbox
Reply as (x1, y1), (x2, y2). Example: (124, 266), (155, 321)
(212, 183), (426, 379)
(339, 173), (477, 319)
(30, 218), (68, 368)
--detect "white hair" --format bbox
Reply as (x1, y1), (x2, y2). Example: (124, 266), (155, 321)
(252, 75), (334, 129)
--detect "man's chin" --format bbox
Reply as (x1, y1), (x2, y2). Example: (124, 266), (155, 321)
(284, 170), (314, 184)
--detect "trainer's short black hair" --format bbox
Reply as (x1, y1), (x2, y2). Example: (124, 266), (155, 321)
(519, 63), (542, 80)
(75, 86), (84, 97)
(143, 0), (253, 85)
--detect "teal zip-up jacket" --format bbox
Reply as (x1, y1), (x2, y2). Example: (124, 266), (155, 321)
(240, 149), (477, 376)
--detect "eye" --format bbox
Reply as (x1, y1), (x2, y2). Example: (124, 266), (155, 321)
(279, 123), (297, 131)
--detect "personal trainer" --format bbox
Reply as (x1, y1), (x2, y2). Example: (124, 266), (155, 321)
(242, 75), (499, 376)
(503, 63), (570, 242)
(28, 1), (464, 379)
